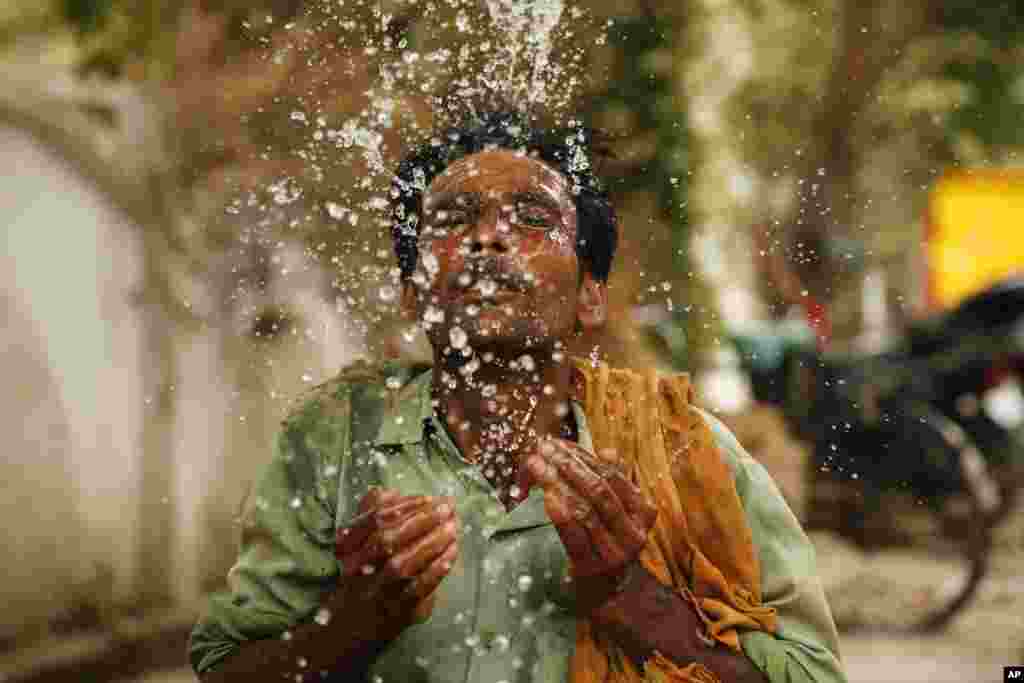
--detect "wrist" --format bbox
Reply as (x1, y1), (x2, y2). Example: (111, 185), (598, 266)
(589, 563), (709, 653)
(580, 559), (645, 623)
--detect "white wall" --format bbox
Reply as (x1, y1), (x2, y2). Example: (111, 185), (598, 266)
(1, 124), (146, 627)
(0, 123), (361, 628)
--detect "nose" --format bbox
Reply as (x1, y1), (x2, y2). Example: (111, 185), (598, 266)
(468, 207), (510, 255)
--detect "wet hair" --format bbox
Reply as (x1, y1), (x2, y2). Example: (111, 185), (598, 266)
(390, 110), (618, 283)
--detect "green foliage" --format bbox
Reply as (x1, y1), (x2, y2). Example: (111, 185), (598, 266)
(945, 58), (1024, 148)
(937, 2), (1024, 48)
(63, 0), (112, 34)
(590, 16), (690, 249)
(580, 13), (717, 367)
(937, 3), (1024, 152)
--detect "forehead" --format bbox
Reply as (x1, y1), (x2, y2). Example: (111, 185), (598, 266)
(425, 149), (571, 202)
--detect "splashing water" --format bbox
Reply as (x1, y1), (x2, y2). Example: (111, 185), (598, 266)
(484, 0), (565, 106)
(216, 0), (602, 362)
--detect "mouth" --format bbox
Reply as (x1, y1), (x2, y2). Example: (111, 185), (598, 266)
(455, 271), (530, 299)
(456, 286), (521, 305)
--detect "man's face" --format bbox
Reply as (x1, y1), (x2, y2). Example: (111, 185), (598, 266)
(402, 149), (605, 356)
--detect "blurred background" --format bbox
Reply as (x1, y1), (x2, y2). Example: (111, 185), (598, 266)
(2, 0), (1023, 680)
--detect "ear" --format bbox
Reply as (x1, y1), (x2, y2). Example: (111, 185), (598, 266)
(576, 272), (607, 330)
(400, 282), (419, 320)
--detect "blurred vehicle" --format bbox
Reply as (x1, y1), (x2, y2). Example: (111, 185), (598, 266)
(727, 276), (1024, 632)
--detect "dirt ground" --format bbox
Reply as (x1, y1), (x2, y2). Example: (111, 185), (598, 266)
(818, 518), (1024, 683)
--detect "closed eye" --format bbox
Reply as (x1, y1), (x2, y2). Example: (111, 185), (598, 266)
(513, 205), (553, 230)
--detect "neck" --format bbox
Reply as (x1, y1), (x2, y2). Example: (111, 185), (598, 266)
(431, 341), (574, 508)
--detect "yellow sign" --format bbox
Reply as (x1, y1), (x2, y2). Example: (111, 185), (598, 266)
(929, 171), (1024, 309)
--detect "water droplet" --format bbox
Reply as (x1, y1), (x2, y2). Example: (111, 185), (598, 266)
(326, 203), (345, 220)
(477, 279), (498, 297)
(314, 607), (332, 625)
(518, 354), (536, 372)
(424, 306), (445, 324)
(422, 252), (440, 276)
(379, 285), (397, 303)
(517, 574), (534, 592)
(450, 326), (468, 349)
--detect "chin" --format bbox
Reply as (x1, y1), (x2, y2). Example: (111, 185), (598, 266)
(469, 316), (575, 353)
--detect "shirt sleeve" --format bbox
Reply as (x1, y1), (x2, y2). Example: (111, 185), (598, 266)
(188, 385), (351, 675)
(700, 409), (848, 683)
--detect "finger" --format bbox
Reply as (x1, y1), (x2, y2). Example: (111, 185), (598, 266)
(514, 446), (538, 500)
(358, 487), (400, 514)
(576, 500), (629, 570)
(557, 476), (630, 573)
(605, 472), (658, 532)
(406, 537), (459, 602)
(543, 479), (602, 576)
(559, 441), (654, 538)
(523, 446), (560, 492)
(377, 499), (455, 556)
(548, 441), (643, 548)
(385, 516), (458, 579)
(336, 497), (430, 557)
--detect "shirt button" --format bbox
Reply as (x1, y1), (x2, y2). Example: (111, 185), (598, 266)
(480, 628), (496, 648)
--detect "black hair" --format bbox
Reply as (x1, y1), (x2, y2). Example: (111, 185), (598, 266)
(390, 110), (618, 282)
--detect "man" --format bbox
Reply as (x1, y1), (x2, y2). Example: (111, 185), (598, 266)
(189, 112), (846, 682)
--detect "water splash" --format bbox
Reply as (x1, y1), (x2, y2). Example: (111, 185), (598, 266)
(484, 0), (565, 107)
(216, 0), (601, 360)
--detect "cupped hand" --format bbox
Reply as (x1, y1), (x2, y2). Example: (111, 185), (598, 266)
(522, 439), (657, 611)
(331, 488), (458, 637)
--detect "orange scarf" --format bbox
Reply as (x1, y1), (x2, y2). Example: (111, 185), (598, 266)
(570, 360), (777, 682)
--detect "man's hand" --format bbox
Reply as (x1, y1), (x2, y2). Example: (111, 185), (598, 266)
(522, 439), (657, 612)
(331, 488), (459, 640)
(202, 489), (459, 681)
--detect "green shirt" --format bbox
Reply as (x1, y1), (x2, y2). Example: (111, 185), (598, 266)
(189, 362), (846, 682)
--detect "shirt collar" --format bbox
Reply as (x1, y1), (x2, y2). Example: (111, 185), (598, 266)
(372, 364), (595, 452)
(373, 366), (436, 446)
